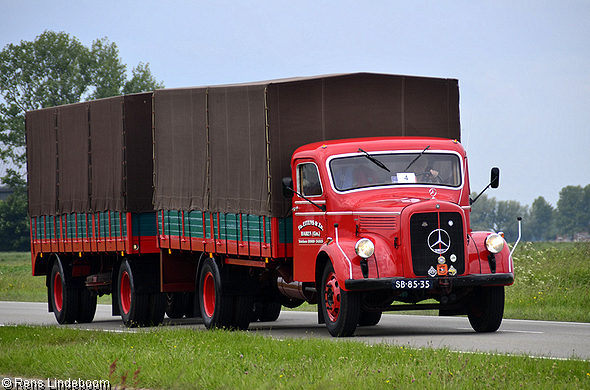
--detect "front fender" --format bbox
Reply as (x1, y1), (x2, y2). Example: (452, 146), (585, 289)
(319, 234), (399, 291)
(319, 240), (355, 286)
(469, 231), (513, 277)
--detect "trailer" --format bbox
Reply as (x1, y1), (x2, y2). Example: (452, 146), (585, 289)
(27, 73), (515, 335)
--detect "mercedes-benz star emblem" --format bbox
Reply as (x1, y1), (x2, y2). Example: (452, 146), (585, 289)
(427, 228), (451, 254)
(429, 188), (437, 198)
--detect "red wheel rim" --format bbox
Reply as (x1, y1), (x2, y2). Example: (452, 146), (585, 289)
(120, 271), (131, 315)
(324, 271), (341, 322)
(202, 271), (216, 318)
(53, 272), (63, 312)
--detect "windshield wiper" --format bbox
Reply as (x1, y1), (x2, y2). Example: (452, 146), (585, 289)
(358, 148), (390, 172)
(403, 145), (430, 171)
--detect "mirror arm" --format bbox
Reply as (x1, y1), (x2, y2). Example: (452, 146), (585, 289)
(283, 185), (326, 212)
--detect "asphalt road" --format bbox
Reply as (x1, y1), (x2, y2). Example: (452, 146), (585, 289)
(1, 301), (589, 360)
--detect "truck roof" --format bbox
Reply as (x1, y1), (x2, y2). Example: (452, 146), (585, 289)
(293, 136), (465, 157)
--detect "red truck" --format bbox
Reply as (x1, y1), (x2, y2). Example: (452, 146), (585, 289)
(26, 73), (514, 336)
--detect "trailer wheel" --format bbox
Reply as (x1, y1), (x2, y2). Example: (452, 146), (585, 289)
(198, 257), (233, 329)
(320, 261), (360, 337)
(165, 292), (189, 319)
(49, 262), (79, 324)
(466, 286), (505, 332)
(258, 301), (282, 322)
(77, 288), (97, 324)
(231, 294), (253, 330)
(147, 292), (166, 325)
(118, 260), (149, 327)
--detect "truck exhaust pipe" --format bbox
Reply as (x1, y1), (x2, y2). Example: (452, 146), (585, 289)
(277, 277), (316, 302)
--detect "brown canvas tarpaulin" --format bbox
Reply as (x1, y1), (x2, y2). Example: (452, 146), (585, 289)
(89, 96), (124, 212)
(27, 93), (153, 217)
(56, 103), (89, 214)
(28, 73), (459, 219)
(207, 85), (267, 214)
(153, 73), (460, 217)
(122, 94), (153, 213)
(153, 85), (268, 214)
(153, 88), (208, 211)
(26, 108), (57, 217)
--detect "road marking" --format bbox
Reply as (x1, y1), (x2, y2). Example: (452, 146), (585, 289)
(457, 327), (544, 334)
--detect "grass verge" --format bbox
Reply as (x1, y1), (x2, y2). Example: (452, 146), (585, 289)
(505, 242), (590, 322)
(1, 325), (589, 390)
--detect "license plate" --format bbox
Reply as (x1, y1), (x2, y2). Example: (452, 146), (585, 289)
(393, 279), (433, 290)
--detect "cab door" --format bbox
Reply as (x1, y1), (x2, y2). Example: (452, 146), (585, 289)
(292, 160), (327, 282)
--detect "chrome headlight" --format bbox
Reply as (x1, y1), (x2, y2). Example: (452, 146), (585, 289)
(485, 233), (505, 254)
(355, 238), (375, 258)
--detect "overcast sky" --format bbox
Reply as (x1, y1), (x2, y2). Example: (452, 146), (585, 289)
(2, 1), (589, 208)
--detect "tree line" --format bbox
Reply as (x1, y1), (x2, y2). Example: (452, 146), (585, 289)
(0, 31), (164, 250)
(470, 184), (590, 243)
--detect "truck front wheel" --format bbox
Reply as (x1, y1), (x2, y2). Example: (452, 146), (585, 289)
(466, 286), (505, 332)
(320, 261), (360, 337)
(198, 257), (233, 329)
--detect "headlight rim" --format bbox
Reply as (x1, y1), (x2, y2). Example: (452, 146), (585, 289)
(485, 233), (505, 254)
(355, 238), (375, 259)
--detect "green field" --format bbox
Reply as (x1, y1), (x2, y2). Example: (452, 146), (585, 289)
(1, 243), (589, 389)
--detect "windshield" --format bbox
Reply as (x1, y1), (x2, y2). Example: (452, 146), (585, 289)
(330, 152), (462, 191)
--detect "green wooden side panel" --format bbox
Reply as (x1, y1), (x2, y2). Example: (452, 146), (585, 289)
(32, 211), (137, 240)
(166, 210), (182, 237)
(158, 211), (292, 246)
(279, 217), (293, 244)
(96, 211), (126, 238)
(132, 212), (158, 237)
(187, 211), (211, 239)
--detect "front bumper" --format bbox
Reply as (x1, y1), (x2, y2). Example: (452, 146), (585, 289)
(345, 273), (514, 291)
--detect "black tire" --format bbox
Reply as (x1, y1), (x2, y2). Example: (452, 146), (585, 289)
(77, 288), (97, 324)
(147, 292), (166, 325)
(118, 259), (150, 327)
(320, 261), (360, 337)
(198, 257), (233, 330)
(49, 261), (79, 324)
(466, 286), (505, 332)
(231, 294), (253, 330)
(165, 292), (189, 319)
(358, 309), (382, 327)
(251, 302), (263, 322)
(258, 301), (282, 322)
(185, 292), (197, 318)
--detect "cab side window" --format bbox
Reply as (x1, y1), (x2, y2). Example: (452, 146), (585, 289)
(297, 163), (323, 196)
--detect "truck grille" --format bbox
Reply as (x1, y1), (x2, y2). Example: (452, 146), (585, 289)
(409, 212), (465, 277)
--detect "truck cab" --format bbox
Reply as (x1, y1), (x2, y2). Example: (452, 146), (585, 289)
(287, 136), (514, 336)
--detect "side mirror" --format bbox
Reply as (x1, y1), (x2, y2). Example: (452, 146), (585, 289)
(471, 167), (500, 205)
(282, 177), (294, 199)
(490, 167), (500, 189)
